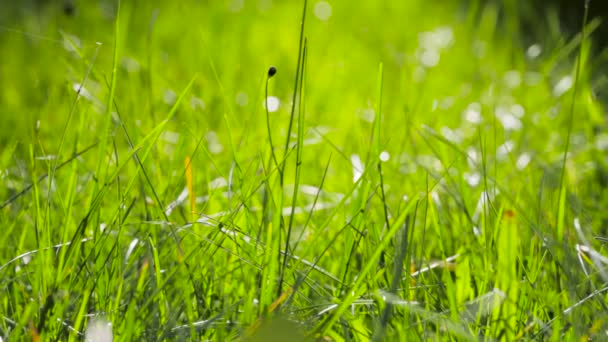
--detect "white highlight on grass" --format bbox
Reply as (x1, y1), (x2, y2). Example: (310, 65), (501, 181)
(419, 27), (453, 50)
(356, 108), (375, 123)
(350, 154), (364, 183)
(495, 106), (522, 131)
(595, 133), (608, 150)
(466, 147), (479, 168)
(165, 187), (188, 216)
(264, 96), (280, 112)
(125, 239), (140, 265)
(497, 140), (514, 159)
(503, 70), (522, 89)
(303, 125), (333, 146)
(553, 76), (573, 97)
(314, 1), (332, 21)
(419, 49), (440, 68)
(209, 177), (228, 190)
(62, 33), (82, 52)
(235, 91), (248, 107)
(410, 253), (460, 277)
(416, 27), (453, 68)
(440, 126), (463, 144)
(161, 130), (180, 144)
(379, 151), (390, 162)
(463, 102), (482, 124)
(526, 44), (542, 58)
(472, 189), (498, 222)
(73, 83), (105, 110)
(35, 155), (57, 160)
(464, 172), (480, 187)
(190, 96), (205, 111)
(163, 89), (176, 105)
(516, 153), (531, 170)
(205, 131), (224, 154)
(416, 154), (442, 173)
(120, 56), (140, 73)
(378, 290), (419, 306)
(85, 318), (112, 342)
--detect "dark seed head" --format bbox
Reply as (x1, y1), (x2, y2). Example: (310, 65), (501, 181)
(267, 66), (277, 78)
(63, 1), (75, 16)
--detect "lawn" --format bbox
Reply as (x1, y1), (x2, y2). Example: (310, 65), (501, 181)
(1, 0), (607, 340)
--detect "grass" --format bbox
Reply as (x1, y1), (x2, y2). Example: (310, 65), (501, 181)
(1, 0), (608, 340)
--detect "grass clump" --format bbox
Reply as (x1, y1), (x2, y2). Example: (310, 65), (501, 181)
(1, 0), (607, 340)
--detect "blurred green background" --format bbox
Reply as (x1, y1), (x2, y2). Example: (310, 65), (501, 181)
(1, 0), (608, 340)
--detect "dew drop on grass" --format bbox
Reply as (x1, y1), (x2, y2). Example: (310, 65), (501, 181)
(379, 151), (390, 162)
(264, 96), (280, 112)
(314, 1), (332, 21)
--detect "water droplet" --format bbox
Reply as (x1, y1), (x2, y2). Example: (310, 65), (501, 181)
(314, 1), (332, 21)
(264, 96), (280, 112)
(379, 151), (390, 162)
